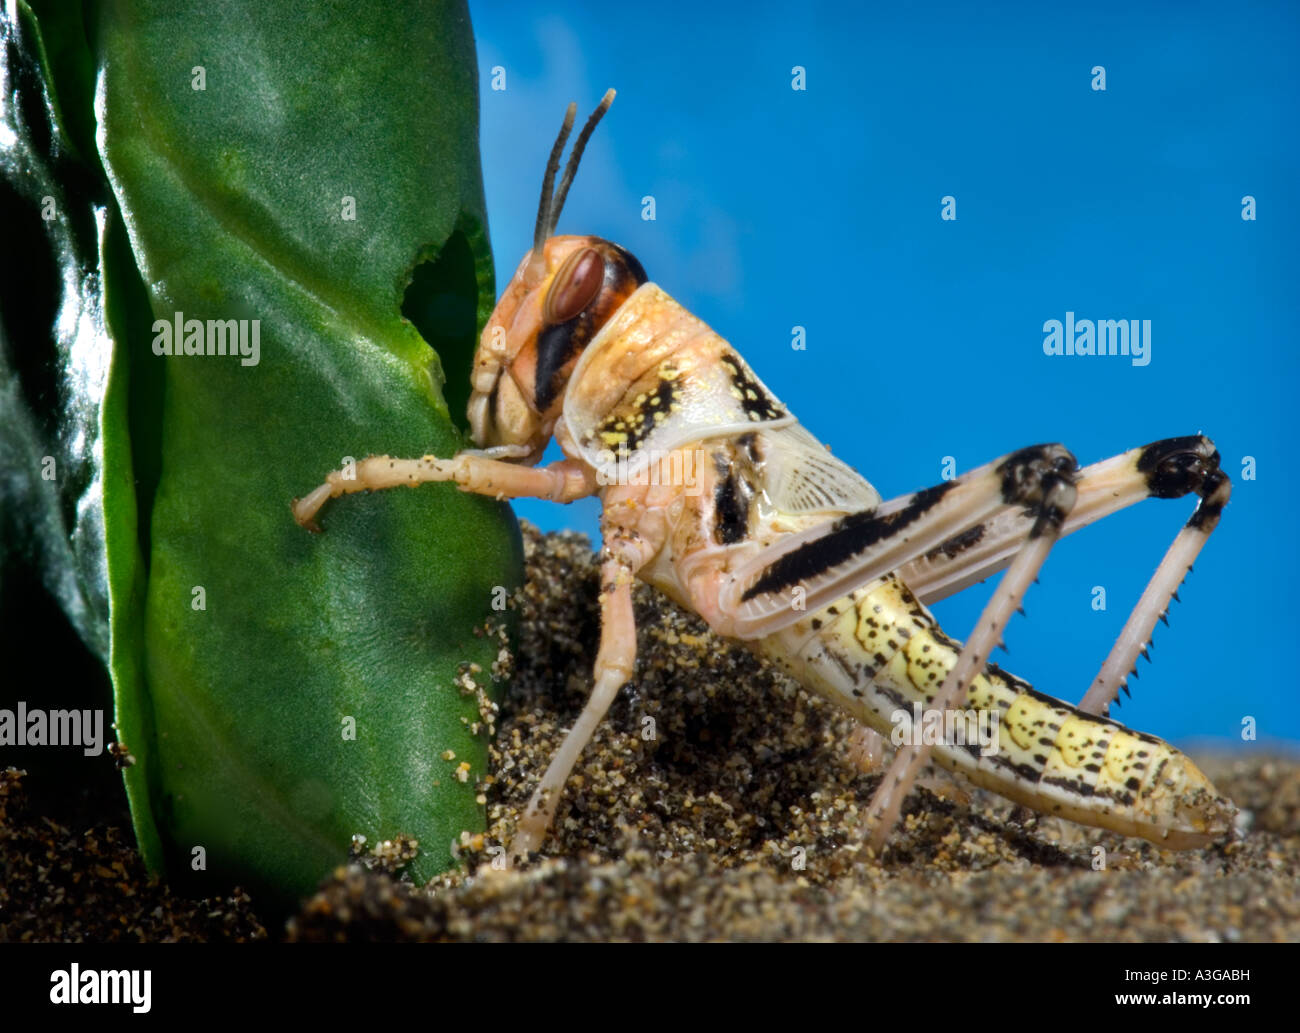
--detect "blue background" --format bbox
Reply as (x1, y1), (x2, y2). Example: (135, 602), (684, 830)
(471, 1), (1298, 749)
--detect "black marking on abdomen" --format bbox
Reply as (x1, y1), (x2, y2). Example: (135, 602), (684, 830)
(1043, 774), (1095, 798)
(985, 662), (1033, 694)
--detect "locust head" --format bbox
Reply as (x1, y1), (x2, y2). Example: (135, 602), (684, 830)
(468, 91), (646, 462)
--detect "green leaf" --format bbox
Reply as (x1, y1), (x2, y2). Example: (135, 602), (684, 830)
(4, 0), (522, 907)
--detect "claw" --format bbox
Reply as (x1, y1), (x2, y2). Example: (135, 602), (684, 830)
(292, 483), (334, 530)
(291, 500), (323, 534)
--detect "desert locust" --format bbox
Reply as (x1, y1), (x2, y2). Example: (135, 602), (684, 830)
(293, 91), (1235, 862)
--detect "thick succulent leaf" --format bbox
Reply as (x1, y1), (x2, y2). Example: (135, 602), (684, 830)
(4, 0), (521, 906)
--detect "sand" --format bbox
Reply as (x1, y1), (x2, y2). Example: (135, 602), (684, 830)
(287, 525), (1299, 942)
(4, 524), (1297, 942)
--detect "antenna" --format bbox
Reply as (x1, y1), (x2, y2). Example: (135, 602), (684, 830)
(532, 103), (576, 259)
(528, 89), (616, 277)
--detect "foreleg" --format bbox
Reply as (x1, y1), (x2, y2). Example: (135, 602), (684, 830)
(292, 451), (596, 530)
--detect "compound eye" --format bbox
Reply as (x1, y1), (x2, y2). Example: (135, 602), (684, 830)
(544, 247), (604, 324)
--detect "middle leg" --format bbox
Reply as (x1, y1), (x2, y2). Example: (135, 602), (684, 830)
(508, 492), (663, 862)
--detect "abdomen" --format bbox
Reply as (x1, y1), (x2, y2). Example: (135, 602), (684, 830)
(756, 573), (1235, 849)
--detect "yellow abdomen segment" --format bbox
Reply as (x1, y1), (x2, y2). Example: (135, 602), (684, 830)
(759, 573), (1234, 848)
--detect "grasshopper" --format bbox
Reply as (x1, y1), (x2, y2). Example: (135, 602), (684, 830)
(293, 91), (1235, 862)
